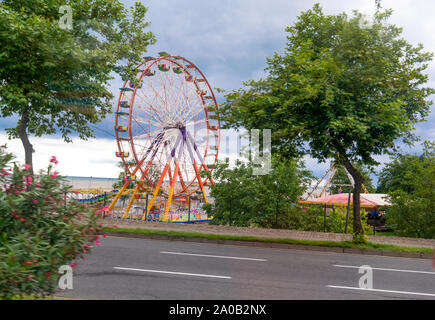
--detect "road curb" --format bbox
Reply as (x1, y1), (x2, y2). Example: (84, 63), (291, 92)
(105, 231), (433, 260)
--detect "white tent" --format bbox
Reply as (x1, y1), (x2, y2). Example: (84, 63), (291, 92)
(360, 193), (391, 206)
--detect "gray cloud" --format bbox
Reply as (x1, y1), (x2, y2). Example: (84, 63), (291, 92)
(2, 0), (435, 178)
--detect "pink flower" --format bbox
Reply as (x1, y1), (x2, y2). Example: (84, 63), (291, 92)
(70, 263), (77, 268)
(95, 240), (101, 245)
(113, 224), (119, 228)
(26, 261), (32, 265)
(103, 234), (107, 238)
(50, 172), (58, 179)
(24, 164), (32, 171)
(50, 156), (59, 164)
(63, 217), (69, 221)
(32, 199), (38, 204)
(20, 218), (25, 222)
(103, 206), (109, 211)
(35, 184), (41, 188)
(81, 256), (86, 260)
(1, 169), (11, 176)
(79, 216), (83, 220)
(27, 276), (34, 281)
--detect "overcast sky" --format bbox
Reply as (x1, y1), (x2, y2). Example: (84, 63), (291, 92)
(1, 0), (435, 179)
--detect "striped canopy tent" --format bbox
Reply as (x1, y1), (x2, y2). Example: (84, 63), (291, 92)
(299, 193), (391, 209)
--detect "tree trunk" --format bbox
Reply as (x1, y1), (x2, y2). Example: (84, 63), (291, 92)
(342, 158), (365, 236)
(18, 106), (33, 172)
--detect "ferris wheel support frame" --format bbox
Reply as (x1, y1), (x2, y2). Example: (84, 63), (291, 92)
(162, 131), (185, 221)
(107, 55), (220, 220)
(106, 132), (163, 216)
(305, 162), (369, 201)
(121, 132), (165, 218)
(142, 133), (183, 219)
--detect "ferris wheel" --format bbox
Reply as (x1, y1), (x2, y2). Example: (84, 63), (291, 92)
(107, 54), (221, 221)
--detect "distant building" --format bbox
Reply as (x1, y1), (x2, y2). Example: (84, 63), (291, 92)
(64, 176), (118, 189)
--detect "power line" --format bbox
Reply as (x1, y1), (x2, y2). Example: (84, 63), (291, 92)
(89, 124), (116, 138)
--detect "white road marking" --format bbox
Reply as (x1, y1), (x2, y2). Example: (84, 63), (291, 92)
(114, 267), (232, 279)
(327, 285), (435, 297)
(160, 251), (268, 261)
(333, 264), (435, 275)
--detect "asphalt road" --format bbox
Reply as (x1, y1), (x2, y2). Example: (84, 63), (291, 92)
(56, 236), (435, 300)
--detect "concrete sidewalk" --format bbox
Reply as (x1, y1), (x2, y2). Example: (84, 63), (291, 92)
(99, 218), (435, 249)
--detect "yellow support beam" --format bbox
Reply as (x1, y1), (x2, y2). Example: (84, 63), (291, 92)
(143, 163), (170, 219)
(106, 180), (131, 213)
(122, 184), (140, 219)
(144, 183), (163, 219)
(163, 162), (180, 221)
(193, 163), (208, 204)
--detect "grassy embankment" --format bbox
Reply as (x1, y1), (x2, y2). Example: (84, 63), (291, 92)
(103, 227), (434, 255)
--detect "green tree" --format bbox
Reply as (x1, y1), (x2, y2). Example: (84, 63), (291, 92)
(205, 156), (311, 228)
(377, 154), (423, 194)
(220, 4), (434, 239)
(0, 0), (156, 170)
(386, 141), (435, 238)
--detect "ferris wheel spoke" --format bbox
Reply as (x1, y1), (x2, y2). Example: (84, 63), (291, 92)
(137, 139), (164, 184)
(133, 132), (165, 174)
(185, 110), (207, 124)
(185, 97), (206, 121)
(131, 115), (154, 137)
(135, 91), (166, 124)
(133, 126), (164, 140)
(171, 69), (191, 122)
(159, 68), (170, 116)
(137, 130), (168, 161)
(159, 65), (178, 124)
(149, 79), (176, 124)
(174, 74), (196, 121)
(132, 114), (163, 130)
(182, 95), (204, 122)
(181, 83), (202, 119)
(131, 130), (164, 154)
(144, 76), (170, 121)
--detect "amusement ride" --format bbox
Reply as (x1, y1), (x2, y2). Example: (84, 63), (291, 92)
(99, 53), (221, 221)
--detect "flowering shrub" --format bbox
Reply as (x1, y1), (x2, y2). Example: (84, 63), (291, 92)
(0, 146), (101, 299)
